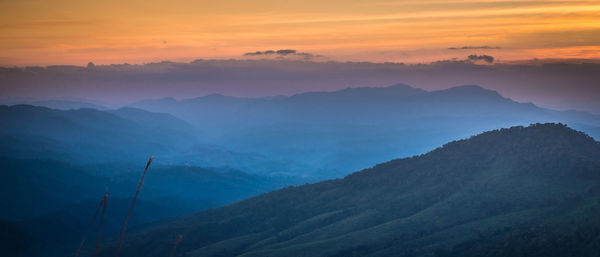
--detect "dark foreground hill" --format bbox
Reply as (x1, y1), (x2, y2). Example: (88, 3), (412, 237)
(0, 158), (300, 257)
(94, 123), (600, 257)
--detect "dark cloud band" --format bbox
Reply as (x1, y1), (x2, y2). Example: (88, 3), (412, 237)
(243, 49), (323, 60)
(448, 46), (501, 50)
(467, 54), (494, 63)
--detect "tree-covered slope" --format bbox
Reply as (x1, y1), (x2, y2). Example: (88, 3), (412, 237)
(95, 123), (600, 257)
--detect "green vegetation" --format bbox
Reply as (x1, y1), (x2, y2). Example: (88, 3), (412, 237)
(95, 123), (600, 257)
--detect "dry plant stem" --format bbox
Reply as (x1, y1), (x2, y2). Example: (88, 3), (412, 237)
(74, 194), (104, 257)
(169, 234), (183, 257)
(115, 156), (153, 257)
(94, 190), (108, 257)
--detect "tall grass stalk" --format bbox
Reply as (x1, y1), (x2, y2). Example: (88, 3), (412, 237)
(74, 192), (105, 257)
(115, 156), (153, 257)
(93, 189), (108, 257)
(168, 234), (183, 257)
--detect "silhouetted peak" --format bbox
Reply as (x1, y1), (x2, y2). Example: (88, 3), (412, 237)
(449, 84), (486, 90)
(334, 83), (424, 95)
(290, 84), (426, 101)
(2, 104), (50, 111)
(433, 123), (599, 159)
(474, 123), (594, 143)
(439, 85), (501, 96)
(1, 104), (106, 115)
(387, 83), (419, 89)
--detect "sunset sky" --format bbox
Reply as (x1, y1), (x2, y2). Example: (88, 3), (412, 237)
(1, 0), (600, 66)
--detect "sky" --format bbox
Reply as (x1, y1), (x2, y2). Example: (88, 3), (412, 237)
(1, 0), (600, 66)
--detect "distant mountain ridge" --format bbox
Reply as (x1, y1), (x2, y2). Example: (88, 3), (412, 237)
(0, 104), (315, 174)
(0, 97), (108, 110)
(3, 59), (598, 113)
(3, 84), (600, 178)
(94, 123), (600, 257)
(131, 84), (600, 177)
(0, 104), (197, 164)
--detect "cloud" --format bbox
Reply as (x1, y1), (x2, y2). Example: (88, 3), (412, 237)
(467, 54), (494, 63)
(276, 49), (296, 55)
(243, 49), (323, 60)
(448, 46), (501, 50)
(243, 51), (267, 56)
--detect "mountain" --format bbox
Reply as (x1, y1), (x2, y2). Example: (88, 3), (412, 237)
(93, 124), (600, 257)
(131, 84), (600, 177)
(3, 60), (599, 113)
(28, 99), (107, 110)
(0, 97), (108, 110)
(0, 104), (308, 173)
(0, 105), (197, 164)
(0, 157), (301, 256)
(0, 158), (297, 220)
(108, 107), (194, 132)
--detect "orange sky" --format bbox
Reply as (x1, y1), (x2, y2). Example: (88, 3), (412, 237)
(1, 0), (599, 66)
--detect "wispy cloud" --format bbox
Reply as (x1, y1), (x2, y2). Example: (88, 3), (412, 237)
(1, 0), (600, 65)
(234, 4), (600, 26)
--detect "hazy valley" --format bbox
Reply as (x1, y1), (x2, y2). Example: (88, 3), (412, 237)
(2, 84), (600, 257)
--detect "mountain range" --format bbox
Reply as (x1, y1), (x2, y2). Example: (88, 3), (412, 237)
(5, 84), (598, 178)
(0, 105), (195, 164)
(3, 84), (600, 256)
(92, 123), (600, 257)
(132, 84), (600, 177)
(0, 105), (294, 173)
